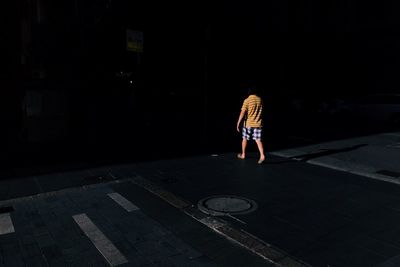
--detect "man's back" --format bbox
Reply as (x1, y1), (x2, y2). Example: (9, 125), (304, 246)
(241, 94), (263, 128)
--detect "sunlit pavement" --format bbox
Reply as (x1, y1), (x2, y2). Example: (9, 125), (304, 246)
(271, 131), (400, 185)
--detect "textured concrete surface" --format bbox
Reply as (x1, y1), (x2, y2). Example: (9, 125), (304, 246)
(271, 132), (400, 184)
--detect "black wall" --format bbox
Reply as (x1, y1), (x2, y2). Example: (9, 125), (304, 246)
(5, 0), (400, 174)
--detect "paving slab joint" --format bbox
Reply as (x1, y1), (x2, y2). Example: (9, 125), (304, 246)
(129, 175), (310, 267)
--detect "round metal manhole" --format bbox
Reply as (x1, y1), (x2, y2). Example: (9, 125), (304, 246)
(198, 195), (257, 216)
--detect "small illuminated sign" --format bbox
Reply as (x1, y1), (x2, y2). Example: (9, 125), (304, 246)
(127, 30), (143, 53)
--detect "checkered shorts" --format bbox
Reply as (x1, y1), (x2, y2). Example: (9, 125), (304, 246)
(242, 127), (262, 140)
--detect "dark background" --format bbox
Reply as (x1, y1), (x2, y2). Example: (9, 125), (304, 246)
(3, 0), (400, 177)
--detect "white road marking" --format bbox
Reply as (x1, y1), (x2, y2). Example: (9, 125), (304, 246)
(0, 213), (15, 235)
(107, 192), (139, 212)
(72, 213), (128, 266)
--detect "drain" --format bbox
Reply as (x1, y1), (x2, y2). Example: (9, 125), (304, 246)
(198, 195), (257, 216)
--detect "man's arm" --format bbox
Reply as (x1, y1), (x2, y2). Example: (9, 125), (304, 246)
(236, 109), (246, 132)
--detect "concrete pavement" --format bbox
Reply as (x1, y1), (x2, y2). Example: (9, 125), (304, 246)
(125, 145), (400, 266)
(2, 131), (400, 266)
(0, 176), (273, 266)
(270, 131), (400, 185)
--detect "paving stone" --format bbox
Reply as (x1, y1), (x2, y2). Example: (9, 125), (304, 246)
(62, 199), (78, 209)
(20, 243), (42, 258)
(32, 227), (50, 238)
(1, 244), (24, 266)
(47, 259), (69, 267)
(134, 240), (161, 255)
(142, 231), (167, 242)
(64, 252), (108, 267)
(160, 241), (181, 256)
(345, 234), (400, 259)
(40, 245), (63, 262)
(35, 234), (55, 248)
(2, 257), (25, 267)
(20, 235), (36, 245)
(46, 221), (64, 231)
(149, 258), (175, 267)
(44, 196), (58, 203)
(24, 256), (48, 267)
(168, 254), (197, 266)
(163, 234), (203, 259)
(50, 230), (70, 241)
(112, 239), (136, 256)
(33, 221), (46, 228)
(65, 240), (93, 254)
(0, 235), (19, 246)
(60, 246), (76, 257)
(1, 244), (22, 258)
(125, 231), (145, 245)
(190, 255), (221, 267)
(192, 238), (230, 261)
(135, 241), (182, 263)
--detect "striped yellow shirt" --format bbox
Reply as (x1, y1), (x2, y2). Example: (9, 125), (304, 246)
(241, 95), (263, 128)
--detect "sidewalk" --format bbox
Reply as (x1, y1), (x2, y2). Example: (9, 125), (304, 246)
(126, 151), (400, 267)
(270, 131), (400, 185)
(2, 131), (400, 266)
(0, 177), (273, 266)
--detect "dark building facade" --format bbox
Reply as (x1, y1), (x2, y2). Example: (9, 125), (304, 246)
(5, 0), (400, 174)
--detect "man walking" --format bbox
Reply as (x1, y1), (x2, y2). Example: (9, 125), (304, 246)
(236, 88), (265, 164)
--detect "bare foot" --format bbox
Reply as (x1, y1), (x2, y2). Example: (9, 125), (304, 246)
(237, 153), (245, 159)
(257, 156), (265, 164)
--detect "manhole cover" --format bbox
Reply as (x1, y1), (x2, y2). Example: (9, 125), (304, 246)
(198, 195), (257, 216)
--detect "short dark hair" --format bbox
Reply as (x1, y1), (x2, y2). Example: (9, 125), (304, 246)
(248, 87), (258, 95)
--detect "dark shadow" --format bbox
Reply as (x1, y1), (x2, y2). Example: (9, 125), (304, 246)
(265, 159), (297, 165)
(289, 144), (368, 161)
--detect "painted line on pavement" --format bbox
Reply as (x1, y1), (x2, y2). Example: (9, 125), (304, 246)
(130, 175), (309, 267)
(107, 192), (139, 212)
(73, 213), (128, 266)
(0, 213), (15, 235)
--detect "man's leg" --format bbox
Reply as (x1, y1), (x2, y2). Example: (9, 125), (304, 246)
(238, 127), (248, 159)
(255, 139), (265, 163)
(239, 138), (247, 159)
